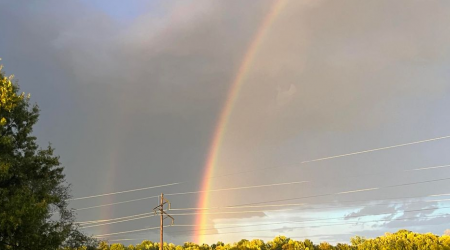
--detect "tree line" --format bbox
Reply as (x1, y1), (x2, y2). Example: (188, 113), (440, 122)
(76, 230), (450, 250)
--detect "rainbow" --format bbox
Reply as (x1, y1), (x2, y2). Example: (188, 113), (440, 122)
(195, 1), (287, 244)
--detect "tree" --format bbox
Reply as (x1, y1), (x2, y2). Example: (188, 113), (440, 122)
(0, 61), (95, 249)
(267, 236), (290, 250)
(110, 243), (126, 250)
(349, 236), (365, 248)
(98, 241), (110, 250)
(318, 242), (333, 250)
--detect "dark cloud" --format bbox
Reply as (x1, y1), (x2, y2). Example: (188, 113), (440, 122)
(2, 0), (450, 245)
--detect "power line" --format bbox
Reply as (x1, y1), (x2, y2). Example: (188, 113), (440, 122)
(168, 206), (450, 234)
(70, 135), (450, 201)
(75, 196), (160, 211)
(80, 214), (157, 229)
(77, 179), (450, 228)
(184, 214), (450, 237)
(94, 207), (450, 238)
(69, 184), (178, 201)
(236, 176), (450, 207)
(299, 135), (450, 164)
(164, 181), (309, 197)
(169, 197), (450, 212)
(165, 196), (450, 217)
(106, 231), (351, 242)
(79, 197), (450, 229)
(73, 181), (309, 212)
(76, 175), (450, 225)
(93, 226), (163, 238)
(168, 176), (450, 213)
(78, 212), (154, 225)
(93, 225), (197, 239)
(80, 209), (292, 228)
(73, 163), (450, 211)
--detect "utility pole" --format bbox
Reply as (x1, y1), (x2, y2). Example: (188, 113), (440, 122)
(153, 193), (174, 250)
(160, 193), (163, 250)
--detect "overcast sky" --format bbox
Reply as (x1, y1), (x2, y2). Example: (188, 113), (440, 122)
(1, 0), (450, 245)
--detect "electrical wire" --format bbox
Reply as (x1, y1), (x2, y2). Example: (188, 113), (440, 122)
(80, 214), (157, 229)
(93, 226), (163, 238)
(169, 196), (450, 212)
(179, 213), (450, 237)
(77, 185), (450, 229)
(70, 135), (450, 201)
(93, 225), (197, 238)
(73, 163), (450, 211)
(69, 184), (178, 201)
(78, 212), (153, 225)
(74, 181), (308, 212)
(168, 206), (450, 234)
(95, 207), (450, 238)
(164, 181), (309, 197)
(74, 196), (160, 211)
(79, 198), (450, 229)
(235, 176), (450, 207)
(76, 176), (450, 226)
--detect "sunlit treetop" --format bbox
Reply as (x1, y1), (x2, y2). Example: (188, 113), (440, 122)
(0, 59), (30, 126)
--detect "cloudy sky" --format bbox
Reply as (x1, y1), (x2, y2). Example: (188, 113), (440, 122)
(2, 0), (450, 245)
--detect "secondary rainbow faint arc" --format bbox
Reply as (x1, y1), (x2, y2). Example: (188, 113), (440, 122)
(195, 1), (288, 244)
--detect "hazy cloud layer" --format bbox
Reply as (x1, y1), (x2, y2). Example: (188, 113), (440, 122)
(2, 0), (450, 245)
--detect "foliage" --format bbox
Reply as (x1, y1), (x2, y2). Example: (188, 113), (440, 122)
(0, 61), (96, 250)
(84, 230), (450, 250)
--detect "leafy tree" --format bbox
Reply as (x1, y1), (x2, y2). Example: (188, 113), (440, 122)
(249, 239), (265, 250)
(267, 236), (290, 250)
(110, 243), (126, 250)
(349, 236), (365, 248)
(98, 241), (110, 250)
(199, 243), (210, 250)
(318, 242), (333, 250)
(334, 243), (353, 250)
(76, 230), (450, 250)
(0, 61), (95, 249)
(303, 239), (315, 250)
(183, 242), (200, 250)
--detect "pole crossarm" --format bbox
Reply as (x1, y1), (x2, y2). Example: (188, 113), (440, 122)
(162, 212), (175, 225)
(153, 201), (168, 211)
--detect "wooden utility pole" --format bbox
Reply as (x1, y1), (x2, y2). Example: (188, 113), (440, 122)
(160, 193), (164, 250)
(153, 193), (174, 250)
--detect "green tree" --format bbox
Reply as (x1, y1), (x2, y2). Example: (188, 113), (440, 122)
(317, 242), (333, 250)
(267, 236), (290, 250)
(334, 243), (353, 250)
(303, 239), (314, 250)
(0, 62), (95, 249)
(110, 243), (126, 250)
(76, 230), (450, 250)
(349, 236), (365, 248)
(98, 241), (110, 250)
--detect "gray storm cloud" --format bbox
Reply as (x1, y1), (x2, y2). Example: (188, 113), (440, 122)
(2, 0), (450, 244)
